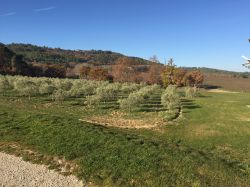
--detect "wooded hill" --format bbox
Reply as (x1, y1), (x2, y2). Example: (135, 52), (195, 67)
(184, 67), (250, 78)
(0, 43), (30, 75)
(7, 43), (150, 66)
(1, 42), (249, 91)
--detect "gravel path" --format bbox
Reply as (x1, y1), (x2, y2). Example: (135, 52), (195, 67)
(0, 152), (84, 187)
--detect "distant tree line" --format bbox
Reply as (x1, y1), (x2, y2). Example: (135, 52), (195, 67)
(7, 43), (150, 65)
(1, 43), (204, 86)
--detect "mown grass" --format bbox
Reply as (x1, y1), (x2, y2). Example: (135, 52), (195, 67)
(0, 91), (250, 186)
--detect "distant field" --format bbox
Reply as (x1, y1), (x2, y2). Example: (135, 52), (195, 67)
(204, 74), (250, 92)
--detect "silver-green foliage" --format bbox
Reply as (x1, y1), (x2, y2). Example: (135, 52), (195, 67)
(161, 85), (180, 111)
(85, 83), (121, 106)
(119, 85), (160, 111)
(39, 83), (56, 95)
(120, 83), (141, 94)
(51, 89), (68, 102)
(96, 83), (120, 101)
(184, 86), (198, 99)
(0, 76), (10, 92)
(119, 92), (144, 111)
(18, 81), (39, 98)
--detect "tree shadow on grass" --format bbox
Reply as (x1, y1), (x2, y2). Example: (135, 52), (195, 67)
(181, 99), (201, 113)
(139, 107), (166, 112)
(202, 84), (221, 89)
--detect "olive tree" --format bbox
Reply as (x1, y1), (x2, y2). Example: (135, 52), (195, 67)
(0, 76), (10, 93)
(161, 85), (180, 111)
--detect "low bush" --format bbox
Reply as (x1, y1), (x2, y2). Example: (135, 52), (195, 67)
(119, 85), (160, 111)
(184, 86), (198, 99)
(0, 77), (10, 92)
(161, 85), (181, 111)
(51, 89), (68, 102)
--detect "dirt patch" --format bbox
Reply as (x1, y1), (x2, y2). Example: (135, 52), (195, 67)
(79, 111), (165, 129)
(207, 89), (238, 93)
(0, 152), (84, 187)
(240, 117), (250, 122)
(79, 117), (164, 129)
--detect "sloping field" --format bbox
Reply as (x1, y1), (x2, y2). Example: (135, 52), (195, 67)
(0, 87), (249, 186)
(204, 74), (250, 92)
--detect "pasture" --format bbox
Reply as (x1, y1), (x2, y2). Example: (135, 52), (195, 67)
(0, 75), (249, 186)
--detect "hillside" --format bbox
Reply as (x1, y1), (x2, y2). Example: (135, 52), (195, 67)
(184, 67), (250, 78)
(7, 43), (249, 74)
(0, 43), (30, 75)
(0, 43), (15, 73)
(1, 43), (249, 91)
(7, 43), (150, 65)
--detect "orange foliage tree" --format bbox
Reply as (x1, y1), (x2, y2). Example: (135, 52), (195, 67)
(173, 68), (187, 87)
(185, 70), (204, 87)
(161, 58), (176, 87)
(112, 57), (137, 82)
(89, 67), (109, 81)
(79, 66), (91, 79)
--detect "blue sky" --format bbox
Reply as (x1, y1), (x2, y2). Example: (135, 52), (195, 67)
(1, 0), (250, 72)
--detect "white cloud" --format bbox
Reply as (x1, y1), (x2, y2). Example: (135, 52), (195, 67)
(34, 6), (55, 12)
(0, 12), (16, 17)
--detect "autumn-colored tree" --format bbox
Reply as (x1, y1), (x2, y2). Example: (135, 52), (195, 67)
(112, 57), (137, 82)
(185, 70), (204, 87)
(173, 68), (187, 87)
(44, 64), (66, 78)
(89, 67), (109, 81)
(79, 66), (91, 79)
(161, 58), (176, 87)
(146, 63), (164, 85)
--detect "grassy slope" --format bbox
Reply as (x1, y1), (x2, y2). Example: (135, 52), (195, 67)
(0, 91), (249, 186)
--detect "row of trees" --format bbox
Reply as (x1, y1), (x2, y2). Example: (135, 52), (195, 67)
(78, 66), (111, 81)
(110, 56), (204, 87)
(2, 42), (204, 86)
(118, 85), (160, 111)
(0, 75), (146, 102)
(111, 57), (163, 84)
(161, 59), (204, 87)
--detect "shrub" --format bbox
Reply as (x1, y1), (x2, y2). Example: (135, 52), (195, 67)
(18, 81), (39, 99)
(119, 92), (144, 111)
(120, 83), (141, 94)
(53, 79), (73, 91)
(161, 85), (180, 111)
(39, 83), (56, 95)
(184, 86), (197, 99)
(0, 76), (10, 92)
(69, 83), (97, 98)
(95, 84), (120, 102)
(84, 95), (102, 106)
(119, 85), (160, 111)
(51, 89), (67, 102)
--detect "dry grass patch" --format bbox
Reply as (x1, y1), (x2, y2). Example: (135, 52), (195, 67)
(79, 111), (165, 129)
(207, 89), (238, 94)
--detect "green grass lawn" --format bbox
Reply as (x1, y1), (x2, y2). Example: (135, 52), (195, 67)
(0, 91), (249, 186)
